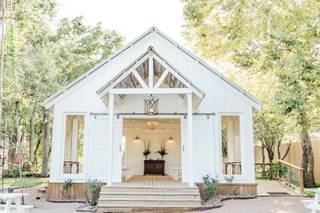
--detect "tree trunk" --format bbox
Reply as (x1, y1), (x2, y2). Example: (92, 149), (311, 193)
(300, 128), (315, 187)
(8, 136), (16, 169)
(41, 108), (49, 177)
(29, 103), (36, 162)
(265, 146), (274, 163)
(33, 112), (45, 165)
(281, 143), (291, 160)
(277, 140), (281, 160)
(8, 101), (20, 169)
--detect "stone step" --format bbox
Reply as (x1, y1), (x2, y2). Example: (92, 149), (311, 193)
(100, 186), (199, 193)
(98, 198), (201, 206)
(99, 192), (200, 200)
(98, 185), (202, 211)
(97, 199), (202, 208)
(97, 205), (199, 213)
(99, 197), (200, 202)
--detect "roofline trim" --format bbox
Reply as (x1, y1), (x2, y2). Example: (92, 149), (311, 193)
(42, 27), (156, 108)
(42, 26), (261, 109)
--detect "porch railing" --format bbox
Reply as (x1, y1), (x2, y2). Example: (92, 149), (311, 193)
(278, 159), (304, 194)
(63, 161), (80, 174)
(254, 162), (276, 179)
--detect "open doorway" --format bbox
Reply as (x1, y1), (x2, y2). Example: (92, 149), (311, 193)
(121, 118), (181, 182)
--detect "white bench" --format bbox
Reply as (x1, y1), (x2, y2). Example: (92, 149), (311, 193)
(0, 193), (33, 213)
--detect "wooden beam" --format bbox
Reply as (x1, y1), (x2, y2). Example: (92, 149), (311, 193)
(98, 53), (150, 97)
(128, 73), (137, 88)
(99, 71), (132, 97)
(154, 69), (169, 88)
(148, 55), (154, 88)
(153, 54), (203, 99)
(110, 88), (192, 94)
(132, 70), (148, 89)
(143, 62), (148, 79)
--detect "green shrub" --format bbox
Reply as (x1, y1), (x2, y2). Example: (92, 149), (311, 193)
(2, 168), (20, 178)
(270, 163), (288, 179)
(198, 175), (218, 204)
(85, 180), (102, 206)
(61, 179), (72, 199)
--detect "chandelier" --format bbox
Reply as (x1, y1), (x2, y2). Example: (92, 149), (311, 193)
(147, 121), (159, 130)
(144, 95), (159, 115)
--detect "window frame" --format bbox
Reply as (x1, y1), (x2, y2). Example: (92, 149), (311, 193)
(60, 112), (89, 179)
(218, 113), (246, 182)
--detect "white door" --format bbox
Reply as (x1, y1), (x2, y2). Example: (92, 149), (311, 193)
(192, 116), (215, 182)
(112, 116), (123, 182)
(87, 115), (109, 181)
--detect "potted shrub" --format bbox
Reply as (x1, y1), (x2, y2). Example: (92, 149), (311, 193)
(156, 140), (168, 159)
(198, 175), (218, 205)
(143, 140), (151, 159)
(61, 179), (73, 200)
(85, 180), (102, 206)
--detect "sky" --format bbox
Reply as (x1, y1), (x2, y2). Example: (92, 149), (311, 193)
(57, 0), (185, 44)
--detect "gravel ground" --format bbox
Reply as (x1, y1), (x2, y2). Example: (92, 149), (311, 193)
(15, 184), (80, 213)
(196, 196), (311, 213)
(13, 185), (311, 213)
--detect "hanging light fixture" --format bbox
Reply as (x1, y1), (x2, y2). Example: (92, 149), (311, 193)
(147, 121), (159, 130)
(144, 95), (159, 115)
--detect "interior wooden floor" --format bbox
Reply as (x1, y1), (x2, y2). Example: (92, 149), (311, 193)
(113, 175), (188, 188)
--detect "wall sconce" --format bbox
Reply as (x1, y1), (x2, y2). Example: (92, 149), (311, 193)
(133, 136), (140, 143)
(167, 136), (174, 143)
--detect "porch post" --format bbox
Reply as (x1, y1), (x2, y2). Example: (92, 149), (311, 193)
(187, 93), (194, 187)
(107, 93), (114, 186)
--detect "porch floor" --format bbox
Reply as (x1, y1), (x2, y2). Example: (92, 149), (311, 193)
(114, 175), (188, 188)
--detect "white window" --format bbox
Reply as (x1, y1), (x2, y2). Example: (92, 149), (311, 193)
(63, 115), (85, 174)
(221, 115), (241, 175)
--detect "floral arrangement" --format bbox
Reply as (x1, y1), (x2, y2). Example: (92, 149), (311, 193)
(156, 140), (168, 159)
(143, 139), (151, 159)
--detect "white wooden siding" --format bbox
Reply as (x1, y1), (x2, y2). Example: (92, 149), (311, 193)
(49, 29), (257, 184)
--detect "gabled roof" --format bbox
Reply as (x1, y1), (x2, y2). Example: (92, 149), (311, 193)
(42, 26), (261, 109)
(96, 46), (205, 100)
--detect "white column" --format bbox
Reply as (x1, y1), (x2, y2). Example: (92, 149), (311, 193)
(107, 93), (114, 186)
(187, 93), (194, 186)
(148, 54), (153, 88)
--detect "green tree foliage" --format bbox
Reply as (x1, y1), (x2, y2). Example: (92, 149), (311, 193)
(183, 0), (320, 187)
(52, 16), (124, 83)
(254, 110), (291, 163)
(2, 0), (124, 172)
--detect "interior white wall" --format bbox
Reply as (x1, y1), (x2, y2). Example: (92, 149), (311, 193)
(123, 118), (181, 179)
